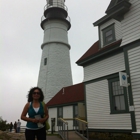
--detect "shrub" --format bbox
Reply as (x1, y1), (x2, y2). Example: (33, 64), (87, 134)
(0, 117), (10, 131)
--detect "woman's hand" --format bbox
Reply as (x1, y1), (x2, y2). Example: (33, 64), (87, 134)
(32, 119), (39, 123)
(38, 118), (46, 124)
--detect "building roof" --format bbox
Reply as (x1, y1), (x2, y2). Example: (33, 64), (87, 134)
(105, 0), (118, 13)
(76, 39), (122, 65)
(46, 83), (84, 107)
(76, 41), (99, 63)
(94, 0), (131, 26)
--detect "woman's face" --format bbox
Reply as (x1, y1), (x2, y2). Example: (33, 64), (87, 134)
(32, 89), (40, 100)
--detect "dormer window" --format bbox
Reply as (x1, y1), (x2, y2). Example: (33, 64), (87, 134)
(102, 24), (116, 46)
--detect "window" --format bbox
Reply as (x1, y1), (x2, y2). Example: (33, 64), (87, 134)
(73, 105), (78, 126)
(48, 0), (53, 6)
(44, 58), (47, 65)
(57, 107), (63, 126)
(102, 24), (116, 46)
(108, 77), (129, 114)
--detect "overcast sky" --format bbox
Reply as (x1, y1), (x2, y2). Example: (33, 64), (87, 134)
(0, 0), (111, 126)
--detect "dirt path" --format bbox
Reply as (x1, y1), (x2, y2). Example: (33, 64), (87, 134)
(0, 131), (25, 140)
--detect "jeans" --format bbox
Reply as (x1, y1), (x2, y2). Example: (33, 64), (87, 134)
(17, 127), (20, 133)
(25, 127), (46, 140)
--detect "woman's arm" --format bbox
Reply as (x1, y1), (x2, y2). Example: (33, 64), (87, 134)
(21, 103), (39, 123)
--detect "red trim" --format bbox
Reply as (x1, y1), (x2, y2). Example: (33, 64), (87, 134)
(46, 83), (84, 106)
(76, 40), (122, 63)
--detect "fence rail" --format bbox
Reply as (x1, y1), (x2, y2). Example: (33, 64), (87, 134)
(11, 118), (89, 140)
(44, 1), (68, 11)
(58, 118), (69, 140)
(19, 126), (26, 133)
(41, 15), (71, 23)
(58, 118), (89, 140)
(41, 1), (71, 23)
(75, 118), (89, 140)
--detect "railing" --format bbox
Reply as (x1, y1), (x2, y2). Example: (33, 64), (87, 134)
(44, 1), (68, 11)
(58, 118), (89, 140)
(41, 15), (71, 23)
(41, 1), (71, 26)
(74, 118), (89, 140)
(9, 126), (26, 133)
(12, 118), (89, 139)
(58, 118), (69, 140)
(20, 126), (26, 133)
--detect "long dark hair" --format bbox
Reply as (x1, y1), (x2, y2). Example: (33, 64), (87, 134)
(27, 87), (44, 102)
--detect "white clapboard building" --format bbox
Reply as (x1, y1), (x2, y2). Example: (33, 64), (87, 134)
(76, 0), (140, 138)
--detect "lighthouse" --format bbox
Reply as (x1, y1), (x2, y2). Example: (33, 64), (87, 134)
(37, 0), (73, 103)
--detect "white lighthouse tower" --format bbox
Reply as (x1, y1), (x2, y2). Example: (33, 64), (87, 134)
(37, 0), (73, 103)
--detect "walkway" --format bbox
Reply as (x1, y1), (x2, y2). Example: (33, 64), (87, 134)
(47, 131), (84, 140)
(68, 131), (84, 140)
(47, 135), (62, 140)
(0, 131), (84, 140)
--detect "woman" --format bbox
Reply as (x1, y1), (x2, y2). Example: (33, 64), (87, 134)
(21, 87), (49, 140)
(9, 122), (13, 132)
(14, 121), (17, 133)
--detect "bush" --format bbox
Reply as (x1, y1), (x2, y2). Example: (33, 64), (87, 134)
(0, 117), (10, 131)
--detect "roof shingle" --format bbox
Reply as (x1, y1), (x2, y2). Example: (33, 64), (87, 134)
(76, 39), (122, 64)
(46, 83), (84, 107)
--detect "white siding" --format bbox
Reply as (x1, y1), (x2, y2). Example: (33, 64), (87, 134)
(84, 53), (125, 82)
(86, 80), (131, 129)
(48, 106), (74, 131)
(121, 0), (140, 46)
(100, 19), (122, 48)
(48, 108), (57, 131)
(78, 103), (86, 118)
(63, 106), (73, 130)
(128, 46), (140, 132)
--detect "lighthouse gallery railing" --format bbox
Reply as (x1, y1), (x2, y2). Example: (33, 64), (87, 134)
(41, 1), (70, 23)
